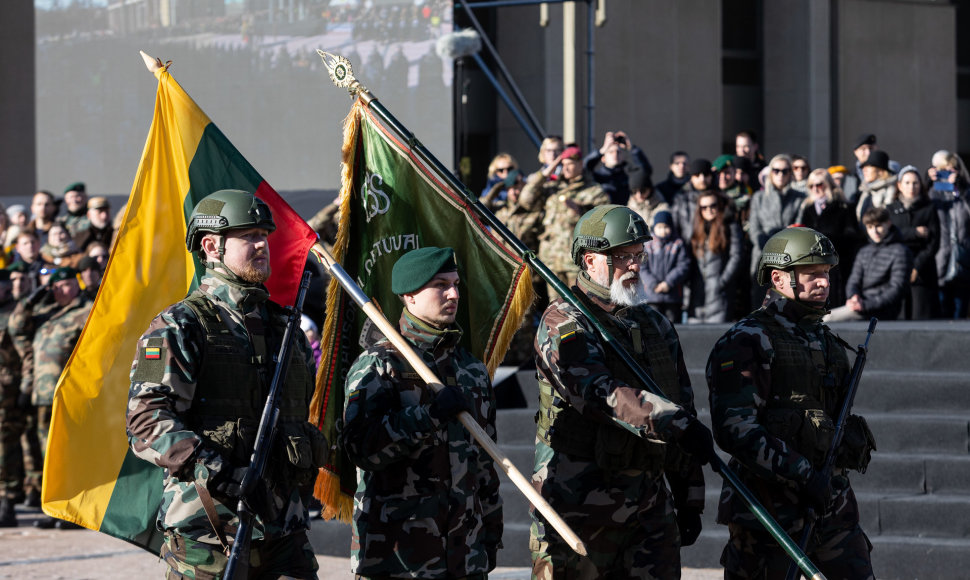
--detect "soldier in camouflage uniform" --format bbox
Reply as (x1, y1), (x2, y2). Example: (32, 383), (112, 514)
(531, 205), (716, 580)
(521, 145), (610, 301)
(7, 263), (42, 510)
(341, 246), (503, 579)
(127, 190), (328, 579)
(0, 270), (25, 526)
(9, 266), (93, 529)
(706, 227), (876, 579)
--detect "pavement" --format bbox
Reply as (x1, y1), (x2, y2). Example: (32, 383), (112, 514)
(0, 503), (722, 579)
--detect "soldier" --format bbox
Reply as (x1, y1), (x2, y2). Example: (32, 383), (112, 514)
(127, 190), (328, 578)
(707, 227), (876, 579)
(521, 145), (610, 301)
(9, 267), (93, 529)
(341, 246), (503, 579)
(0, 270), (25, 526)
(60, 182), (90, 237)
(531, 205), (715, 579)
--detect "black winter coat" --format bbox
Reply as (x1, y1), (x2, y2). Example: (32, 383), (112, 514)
(888, 197), (941, 287)
(846, 229), (914, 321)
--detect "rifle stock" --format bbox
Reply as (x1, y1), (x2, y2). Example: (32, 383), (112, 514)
(784, 317), (877, 580)
(224, 270), (313, 580)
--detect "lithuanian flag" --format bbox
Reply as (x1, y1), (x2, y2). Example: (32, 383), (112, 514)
(41, 62), (317, 552)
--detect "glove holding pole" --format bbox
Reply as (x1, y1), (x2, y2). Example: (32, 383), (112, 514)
(223, 271), (313, 580)
(784, 318), (877, 580)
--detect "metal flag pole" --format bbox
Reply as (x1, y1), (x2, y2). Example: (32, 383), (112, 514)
(316, 51), (826, 580)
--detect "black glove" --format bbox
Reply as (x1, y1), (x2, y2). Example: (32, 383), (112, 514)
(210, 464), (249, 501)
(428, 384), (468, 422)
(801, 470), (833, 514)
(24, 286), (49, 308)
(676, 507), (703, 547)
(677, 419), (716, 466)
(16, 391), (32, 409)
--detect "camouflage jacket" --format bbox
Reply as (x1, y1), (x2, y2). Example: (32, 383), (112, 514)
(0, 299), (22, 402)
(59, 211), (90, 238)
(706, 290), (859, 530)
(522, 172), (609, 272)
(10, 292), (92, 406)
(341, 310), (502, 578)
(127, 271), (320, 545)
(532, 273), (703, 529)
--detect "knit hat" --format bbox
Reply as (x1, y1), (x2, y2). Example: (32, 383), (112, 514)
(652, 210), (674, 228)
(827, 165), (848, 175)
(391, 247), (458, 295)
(689, 158), (712, 176)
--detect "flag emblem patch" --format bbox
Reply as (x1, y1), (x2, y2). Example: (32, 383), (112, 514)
(145, 347), (161, 360)
(720, 360), (734, 371)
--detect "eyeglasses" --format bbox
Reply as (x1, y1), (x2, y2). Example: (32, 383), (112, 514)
(611, 252), (644, 266)
(495, 166), (514, 173)
(699, 203), (719, 211)
(771, 167), (791, 175)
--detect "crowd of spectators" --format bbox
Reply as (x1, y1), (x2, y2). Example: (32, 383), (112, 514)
(478, 131), (970, 326)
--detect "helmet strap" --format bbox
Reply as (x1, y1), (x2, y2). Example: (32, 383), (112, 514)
(605, 253), (615, 283)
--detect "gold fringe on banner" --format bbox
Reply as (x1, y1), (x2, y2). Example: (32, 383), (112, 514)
(310, 98), (362, 523)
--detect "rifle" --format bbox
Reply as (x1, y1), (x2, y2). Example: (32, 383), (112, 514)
(224, 270), (313, 580)
(784, 317), (877, 580)
(318, 50), (829, 580)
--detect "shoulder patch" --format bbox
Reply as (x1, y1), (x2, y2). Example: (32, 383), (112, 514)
(132, 338), (166, 383)
(556, 323), (587, 362)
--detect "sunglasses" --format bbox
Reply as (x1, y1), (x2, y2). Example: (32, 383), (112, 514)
(809, 183), (827, 190)
(699, 203), (719, 211)
(495, 166), (514, 173)
(771, 167), (791, 175)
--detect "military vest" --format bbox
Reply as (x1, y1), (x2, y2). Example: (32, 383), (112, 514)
(753, 309), (853, 468)
(537, 294), (688, 475)
(179, 292), (325, 482)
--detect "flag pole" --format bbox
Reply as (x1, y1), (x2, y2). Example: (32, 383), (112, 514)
(317, 51), (826, 579)
(312, 243), (587, 556)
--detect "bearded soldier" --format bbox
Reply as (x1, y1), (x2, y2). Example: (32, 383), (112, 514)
(531, 205), (715, 579)
(341, 246), (503, 579)
(707, 227), (876, 579)
(127, 190), (328, 578)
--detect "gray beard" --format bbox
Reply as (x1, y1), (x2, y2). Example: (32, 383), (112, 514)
(609, 271), (648, 307)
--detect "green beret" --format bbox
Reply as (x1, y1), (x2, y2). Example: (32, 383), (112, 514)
(391, 247), (457, 295)
(712, 154), (735, 172)
(6, 261), (28, 274)
(48, 267), (78, 284)
(64, 182), (86, 194)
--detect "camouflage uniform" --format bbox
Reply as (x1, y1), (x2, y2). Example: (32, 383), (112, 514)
(59, 211), (90, 239)
(9, 290), (92, 492)
(531, 272), (705, 579)
(706, 290), (875, 580)
(127, 271), (325, 579)
(522, 172), (609, 299)
(341, 309), (503, 579)
(0, 298), (25, 502)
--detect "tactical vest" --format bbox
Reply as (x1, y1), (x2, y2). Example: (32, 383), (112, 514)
(537, 296), (689, 475)
(753, 309), (855, 469)
(180, 292), (325, 483)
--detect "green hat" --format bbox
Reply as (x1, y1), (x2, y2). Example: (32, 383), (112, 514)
(757, 227), (839, 285)
(48, 267), (78, 284)
(391, 247), (457, 295)
(64, 182), (86, 194)
(712, 154), (735, 172)
(185, 189), (276, 252)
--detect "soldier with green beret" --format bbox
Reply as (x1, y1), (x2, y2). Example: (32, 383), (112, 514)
(341, 246), (503, 579)
(9, 266), (92, 529)
(127, 189), (328, 577)
(531, 205), (715, 579)
(60, 182), (89, 237)
(707, 226), (876, 579)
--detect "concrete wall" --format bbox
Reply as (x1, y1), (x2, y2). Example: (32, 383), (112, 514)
(0, 0), (36, 198)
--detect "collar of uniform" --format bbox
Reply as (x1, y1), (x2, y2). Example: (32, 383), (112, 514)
(764, 289), (826, 325)
(200, 270), (269, 312)
(400, 308), (462, 353)
(577, 270), (617, 312)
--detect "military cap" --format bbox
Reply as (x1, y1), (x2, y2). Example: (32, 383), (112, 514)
(48, 267), (78, 284)
(712, 154), (735, 173)
(77, 256), (100, 272)
(561, 146), (582, 161)
(87, 196), (110, 210)
(64, 182), (86, 194)
(391, 247), (457, 295)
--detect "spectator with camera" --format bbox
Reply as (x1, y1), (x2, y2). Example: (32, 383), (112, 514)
(928, 150), (970, 318)
(583, 130), (652, 205)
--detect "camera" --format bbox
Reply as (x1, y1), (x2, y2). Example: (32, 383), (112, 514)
(613, 135), (626, 146)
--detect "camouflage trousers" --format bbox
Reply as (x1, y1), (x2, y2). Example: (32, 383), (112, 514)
(0, 386), (26, 500)
(530, 488), (681, 579)
(161, 531), (319, 580)
(22, 404), (50, 495)
(721, 521), (873, 580)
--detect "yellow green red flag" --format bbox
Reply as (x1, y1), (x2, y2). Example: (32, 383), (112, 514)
(41, 64), (316, 552)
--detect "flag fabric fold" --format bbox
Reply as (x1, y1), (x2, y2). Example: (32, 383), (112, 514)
(310, 98), (534, 521)
(41, 64), (317, 552)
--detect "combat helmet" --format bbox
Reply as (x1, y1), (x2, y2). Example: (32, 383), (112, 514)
(185, 189), (276, 254)
(757, 226), (839, 286)
(572, 205), (651, 276)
